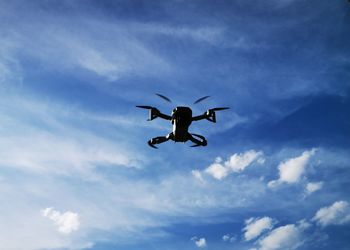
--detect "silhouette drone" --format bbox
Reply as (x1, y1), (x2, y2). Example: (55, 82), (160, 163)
(136, 94), (229, 148)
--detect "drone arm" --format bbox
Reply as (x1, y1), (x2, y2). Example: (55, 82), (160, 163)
(157, 112), (172, 120)
(188, 133), (207, 147)
(192, 110), (216, 123)
(145, 107), (171, 121)
(192, 113), (208, 121)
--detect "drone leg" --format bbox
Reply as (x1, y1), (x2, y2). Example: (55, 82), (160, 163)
(188, 133), (207, 147)
(147, 133), (173, 149)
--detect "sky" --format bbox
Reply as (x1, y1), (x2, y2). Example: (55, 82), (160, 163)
(0, 0), (349, 249)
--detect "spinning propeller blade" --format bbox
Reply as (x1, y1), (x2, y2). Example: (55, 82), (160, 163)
(194, 96), (210, 104)
(211, 107), (230, 111)
(155, 93), (172, 103)
(136, 105), (153, 109)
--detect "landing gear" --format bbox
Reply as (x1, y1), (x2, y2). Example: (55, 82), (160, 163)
(146, 132), (207, 149)
(188, 133), (207, 147)
(147, 133), (173, 149)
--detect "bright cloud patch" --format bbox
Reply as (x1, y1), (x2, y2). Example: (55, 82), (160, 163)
(191, 236), (207, 248)
(268, 149), (316, 187)
(312, 201), (350, 227)
(205, 150), (264, 180)
(305, 182), (323, 195)
(42, 207), (80, 234)
(258, 224), (303, 250)
(243, 217), (274, 241)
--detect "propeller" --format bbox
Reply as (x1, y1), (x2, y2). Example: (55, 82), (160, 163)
(136, 105), (159, 121)
(210, 107), (230, 111)
(206, 107), (229, 123)
(155, 93), (172, 103)
(194, 96), (210, 104)
(136, 105), (153, 109)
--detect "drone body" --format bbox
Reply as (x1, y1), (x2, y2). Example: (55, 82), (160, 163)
(137, 95), (229, 148)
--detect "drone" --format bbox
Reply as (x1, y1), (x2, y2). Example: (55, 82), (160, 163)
(136, 94), (229, 148)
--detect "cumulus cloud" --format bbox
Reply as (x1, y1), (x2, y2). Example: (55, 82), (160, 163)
(42, 207), (80, 234)
(191, 237), (207, 248)
(268, 149), (316, 188)
(312, 201), (350, 227)
(258, 224), (303, 250)
(305, 182), (323, 195)
(222, 234), (236, 243)
(244, 217), (274, 241)
(205, 150), (265, 180)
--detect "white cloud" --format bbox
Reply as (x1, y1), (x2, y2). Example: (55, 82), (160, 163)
(205, 150), (264, 180)
(192, 169), (205, 182)
(226, 150), (265, 172)
(312, 201), (350, 227)
(205, 162), (228, 180)
(56, 28), (171, 81)
(244, 217), (274, 241)
(222, 234), (230, 241)
(222, 234), (236, 243)
(258, 224), (303, 250)
(268, 149), (316, 187)
(0, 133), (139, 175)
(42, 207), (80, 234)
(191, 237), (207, 248)
(305, 182), (323, 195)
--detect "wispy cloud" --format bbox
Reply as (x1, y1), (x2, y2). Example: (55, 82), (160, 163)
(192, 169), (205, 183)
(0, 2), (228, 84)
(0, 94), (144, 177)
(133, 22), (225, 44)
(0, 8), (172, 82)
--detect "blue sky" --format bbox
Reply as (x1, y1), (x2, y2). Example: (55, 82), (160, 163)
(0, 0), (349, 249)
